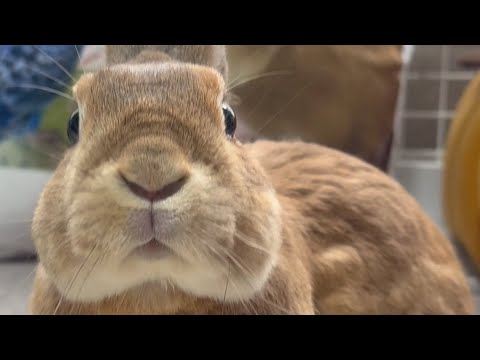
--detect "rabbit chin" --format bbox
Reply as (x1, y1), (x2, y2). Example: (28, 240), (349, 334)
(52, 250), (278, 303)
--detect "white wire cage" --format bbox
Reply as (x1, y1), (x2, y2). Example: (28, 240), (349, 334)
(390, 45), (479, 171)
(390, 45), (480, 232)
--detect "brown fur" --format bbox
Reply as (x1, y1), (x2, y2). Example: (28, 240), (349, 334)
(106, 45), (228, 80)
(29, 46), (474, 315)
(227, 45), (402, 169)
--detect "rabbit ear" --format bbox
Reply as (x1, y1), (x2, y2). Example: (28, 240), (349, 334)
(105, 45), (228, 81)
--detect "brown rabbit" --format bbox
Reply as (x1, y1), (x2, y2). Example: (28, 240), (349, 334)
(227, 45), (403, 170)
(28, 45), (474, 315)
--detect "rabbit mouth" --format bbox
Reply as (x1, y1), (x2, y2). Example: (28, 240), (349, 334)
(133, 238), (172, 260)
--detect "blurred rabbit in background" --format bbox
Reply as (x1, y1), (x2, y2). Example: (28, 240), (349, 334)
(227, 45), (404, 171)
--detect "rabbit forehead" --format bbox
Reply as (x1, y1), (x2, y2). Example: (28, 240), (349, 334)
(73, 62), (225, 110)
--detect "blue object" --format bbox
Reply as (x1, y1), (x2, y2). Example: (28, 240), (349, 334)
(0, 45), (84, 140)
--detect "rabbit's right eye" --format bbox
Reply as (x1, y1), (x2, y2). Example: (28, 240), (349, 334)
(67, 109), (80, 144)
(222, 104), (236, 138)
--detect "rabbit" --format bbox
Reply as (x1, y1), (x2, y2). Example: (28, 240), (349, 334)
(226, 45), (403, 171)
(28, 45), (475, 315)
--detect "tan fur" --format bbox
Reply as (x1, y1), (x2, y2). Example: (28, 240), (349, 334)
(226, 45), (402, 169)
(29, 46), (474, 315)
(106, 45), (228, 80)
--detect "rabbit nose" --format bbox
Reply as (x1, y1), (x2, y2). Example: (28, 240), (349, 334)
(120, 173), (187, 202)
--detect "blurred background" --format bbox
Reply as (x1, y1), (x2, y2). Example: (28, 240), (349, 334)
(0, 45), (479, 314)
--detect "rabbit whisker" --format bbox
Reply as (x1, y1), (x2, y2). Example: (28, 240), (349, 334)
(255, 80), (313, 136)
(227, 70), (293, 93)
(32, 45), (77, 82)
(6, 84), (74, 101)
(74, 45), (85, 75)
(53, 243), (98, 315)
(1, 56), (72, 89)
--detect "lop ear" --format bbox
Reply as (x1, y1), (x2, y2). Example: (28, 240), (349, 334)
(105, 45), (228, 82)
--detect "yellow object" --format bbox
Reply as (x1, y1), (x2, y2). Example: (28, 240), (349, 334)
(443, 72), (480, 271)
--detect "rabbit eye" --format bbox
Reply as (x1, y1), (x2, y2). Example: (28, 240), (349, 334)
(222, 104), (236, 138)
(67, 109), (80, 144)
